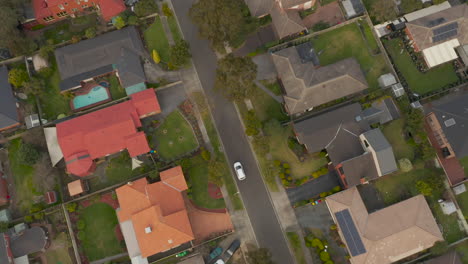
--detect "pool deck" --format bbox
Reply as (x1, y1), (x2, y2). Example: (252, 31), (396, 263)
(70, 82), (112, 112)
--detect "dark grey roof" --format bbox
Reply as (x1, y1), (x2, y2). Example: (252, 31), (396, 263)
(360, 98), (400, 125)
(361, 128), (397, 175)
(9, 226), (47, 257)
(326, 128), (365, 165)
(295, 42), (320, 65)
(294, 103), (369, 153)
(55, 26), (146, 91)
(0, 66), (19, 129)
(0, 234), (10, 264)
(341, 152), (379, 187)
(115, 48), (146, 88)
(59, 65), (114, 91)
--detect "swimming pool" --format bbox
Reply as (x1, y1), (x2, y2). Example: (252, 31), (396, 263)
(72, 86), (110, 110)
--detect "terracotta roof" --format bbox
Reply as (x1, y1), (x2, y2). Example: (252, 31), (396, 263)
(68, 180), (85, 196)
(406, 5), (468, 51)
(98, 0), (127, 21)
(326, 187), (443, 264)
(116, 166), (193, 257)
(57, 89), (159, 177)
(130, 89), (161, 117)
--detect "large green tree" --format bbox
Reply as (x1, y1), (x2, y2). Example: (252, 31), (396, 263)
(214, 54), (257, 102)
(8, 68), (30, 88)
(190, 0), (246, 51)
(134, 0), (159, 17)
(169, 39), (191, 67)
(370, 0), (398, 23)
(23, 77), (45, 95)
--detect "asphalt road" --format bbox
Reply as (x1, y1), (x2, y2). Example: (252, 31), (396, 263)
(171, 1), (294, 263)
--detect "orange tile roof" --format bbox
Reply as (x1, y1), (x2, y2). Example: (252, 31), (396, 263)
(68, 180), (85, 196)
(116, 166), (194, 257)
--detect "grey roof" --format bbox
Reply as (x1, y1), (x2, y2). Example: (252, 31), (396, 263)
(0, 66), (19, 129)
(0, 234), (10, 264)
(55, 26), (146, 91)
(326, 128), (365, 165)
(9, 226), (47, 257)
(342, 0), (365, 18)
(360, 98), (400, 125)
(377, 73), (397, 88)
(295, 42), (320, 65)
(425, 91), (468, 158)
(59, 65), (114, 91)
(457, 44), (468, 66)
(270, 2), (306, 39)
(362, 129), (398, 175)
(294, 103), (369, 153)
(115, 48), (146, 88)
(272, 46), (368, 114)
(341, 152), (379, 188)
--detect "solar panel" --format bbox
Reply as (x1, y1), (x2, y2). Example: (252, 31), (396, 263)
(427, 18), (446, 27)
(432, 22), (458, 35)
(432, 29), (458, 43)
(335, 209), (366, 256)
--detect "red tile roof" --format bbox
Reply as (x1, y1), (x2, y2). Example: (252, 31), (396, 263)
(130, 88), (161, 117)
(57, 89), (159, 177)
(99, 0), (127, 21)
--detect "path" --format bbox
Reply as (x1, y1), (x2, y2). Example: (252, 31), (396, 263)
(255, 80), (283, 103)
(89, 252), (129, 264)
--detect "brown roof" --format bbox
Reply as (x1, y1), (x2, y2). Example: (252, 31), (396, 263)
(245, 0), (311, 16)
(406, 5), (468, 51)
(67, 180), (85, 196)
(340, 152), (378, 187)
(116, 166), (194, 257)
(270, 2), (306, 39)
(326, 187), (443, 264)
(272, 46), (368, 114)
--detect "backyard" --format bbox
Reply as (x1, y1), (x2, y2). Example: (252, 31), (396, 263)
(108, 75), (126, 99)
(311, 21), (389, 89)
(38, 62), (72, 120)
(43, 16), (96, 44)
(45, 232), (74, 264)
(77, 202), (123, 261)
(154, 110), (199, 161)
(383, 38), (459, 95)
(144, 16), (171, 63)
(382, 119), (415, 161)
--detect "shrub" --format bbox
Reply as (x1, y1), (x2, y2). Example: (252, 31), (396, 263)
(274, 160), (282, 166)
(113, 16), (126, 29)
(311, 238), (324, 250)
(39, 44), (55, 60)
(85, 27), (96, 39)
(152, 50), (161, 64)
(312, 172), (320, 178)
(331, 186), (341, 193)
(17, 141), (40, 166)
(283, 163), (290, 169)
(71, 35), (81, 43)
(279, 173), (285, 179)
(134, 0), (159, 17)
(127, 15), (139, 26)
(319, 150), (327, 158)
(324, 260), (334, 264)
(30, 203), (44, 213)
(66, 202), (78, 213)
(8, 68), (29, 88)
(162, 3), (173, 17)
(398, 158), (413, 172)
(33, 212), (44, 220)
(77, 220), (86, 230)
(319, 192), (328, 198)
(320, 251), (331, 262)
(312, 21), (330, 32)
(200, 148), (211, 161)
(416, 180), (432, 196)
(24, 215), (33, 223)
(330, 224), (337, 230)
(285, 169), (291, 174)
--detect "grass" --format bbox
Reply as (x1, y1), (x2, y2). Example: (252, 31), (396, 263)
(45, 232), (73, 264)
(38, 63), (72, 120)
(108, 75), (126, 99)
(249, 85), (288, 122)
(383, 38), (459, 95)
(78, 202), (123, 261)
(382, 119), (415, 161)
(287, 232), (307, 264)
(185, 155), (226, 209)
(155, 110), (199, 161)
(8, 139), (36, 213)
(455, 183), (468, 218)
(311, 22), (390, 90)
(167, 16), (182, 43)
(259, 80), (282, 96)
(361, 20), (379, 53)
(455, 241), (468, 263)
(459, 156), (468, 178)
(144, 17), (171, 62)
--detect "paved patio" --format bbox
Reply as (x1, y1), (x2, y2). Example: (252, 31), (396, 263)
(155, 83), (188, 118)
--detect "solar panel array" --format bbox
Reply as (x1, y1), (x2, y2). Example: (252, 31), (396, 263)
(335, 209), (367, 256)
(432, 22), (458, 43)
(426, 18), (446, 28)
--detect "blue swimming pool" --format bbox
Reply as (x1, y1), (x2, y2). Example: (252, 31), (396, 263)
(72, 86), (110, 110)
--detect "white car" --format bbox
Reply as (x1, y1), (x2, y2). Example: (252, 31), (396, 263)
(234, 162), (246, 181)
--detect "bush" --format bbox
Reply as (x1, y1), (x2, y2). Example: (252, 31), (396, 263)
(8, 68), (29, 88)
(274, 160), (281, 166)
(38, 44), (54, 60)
(319, 150), (327, 158)
(416, 180), (432, 196)
(398, 158), (413, 172)
(127, 15), (139, 26)
(331, 186), (341, 193)
(330, 224), (337, 230)
(283, 163), (290, 169)
(66, 202), (78, 213)
(33, 212), (44, 220)
(134, 0), (159, 17)
(77, 220), (86, 230)
(201, 148), (211, 161)
(320, 251), (331, 262)
(16, 141), (40, 166)
(85, 27), (96, 39)
(113, 16), (126, 29)
(312, 21), (330, 32)
(71, 35), (81, 43)
(244, 110), (261, 136)
(162, 3), (173, 17)
(311, 238), (324, 250)
(24, 215), (33, 223)
(319, 192), (328, 198)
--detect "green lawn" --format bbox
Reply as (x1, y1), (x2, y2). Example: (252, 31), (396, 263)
(311, 22), (389, 90)
(155, 110), (198, 161)
(45, 232), (73, 264)
(78, 202), (123, 261)
(455, 183), (468, 218)
(287, 232), (307, 264)
(361, 20), (379, 53)
(185, 155), (226, 209)
(455, 241), (468, 263)
(167, 16), (182, 43)
(38, 63), (72, 120)
(459, 156), (468, 178)
(383, 38), (458, 95)
(108, 75), (126, 99)
(249, 85), (288, 123)
(144, 17), (171, 62)
(382, 119), (415, 161)
(8, 139), (37, 213)
(259, 80), (282, 96)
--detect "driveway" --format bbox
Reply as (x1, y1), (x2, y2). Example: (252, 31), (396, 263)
(155, 83), (187, 117)
(171, 1), (294, 263)
(233, 25), (277, 57)
(253, 54), (277, 81)
(286, 172), (341, 204)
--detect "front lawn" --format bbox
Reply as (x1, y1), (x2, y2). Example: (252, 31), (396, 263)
(78, 202), (123, 261)
(38, 62), (72, 120)
(155, 110), (199, 161)
(311, 22), (389, 89)
(382, 119), (415, 161)
(287, 232), (306, 264)
(144, 17), (171, 62)
(455, 183), (468, 218)
(167, 16), (182, 43)
(459, 156), (468, 178)
(260, 80), (282, 96)
(383, 38), (458, 95)
(249, 85), (288, 122)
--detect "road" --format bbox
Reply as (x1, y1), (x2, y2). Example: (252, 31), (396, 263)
(171, 1), (294, 263)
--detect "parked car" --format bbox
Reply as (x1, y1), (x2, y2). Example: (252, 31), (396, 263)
(233, 162), (246, 181)
(207, 247), (223, 262)
(222, 239), (241, 260)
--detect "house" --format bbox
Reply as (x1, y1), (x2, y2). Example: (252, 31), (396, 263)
(424, 91), (468, 186)
(244, 0), (312, 39)
(54, 26), (148, 95)
(116, 166), (194, 264)
(0, 225), (49, 264)
(272, 43), (368, 115)
(294, 103), (397, 188)
(405, 5), (468, 68)
(357, 98), (400, 125)
(422, 251), (462, 264)
(23, 0), (126, 29)
(68, 179), (87, 196)
(50, 89), (160, 177)
(0, 66), (20, 132)
(326, 187), (443, 264)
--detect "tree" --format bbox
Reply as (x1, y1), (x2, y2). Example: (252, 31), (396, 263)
(17, 141), (40, 166)
(169, 39), (191, 67)
(416, 180), (432, 196)
(246, 248), (274, 264)
(24, 215), (33, 223)
(134, 0), (159, 17)
(127, 15), (139, 26)
(152, 50), (161, 64)
(215, 54), (257, 102)
(320, 251), (331, 262)
(190, 0), (246, 50)
(370, 0), (398, 23)
(85, 27), (96, 39)
(66, 202), (78, 213)
(430, 241), (449, 256)
(312, 21), (330, 32)
(38, 44), (54, 61)
(162, 3), (173, 17)
(8, 68), (30, 88)
(23, 77), (45, 95)
(245, 110), (262, 136)
(200, 147), (211, 161)
(421, 141), (436, 161)
(400, 0), (423, 14)
(113, 16), (126, 29)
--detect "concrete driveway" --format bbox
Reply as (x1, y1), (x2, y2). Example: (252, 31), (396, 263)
(253, 54), (277, 81)
(286, 172), (341, 204)
(155, 83), (187, 117)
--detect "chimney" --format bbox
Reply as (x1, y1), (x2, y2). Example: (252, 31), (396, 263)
(145, 226), (152, 234)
